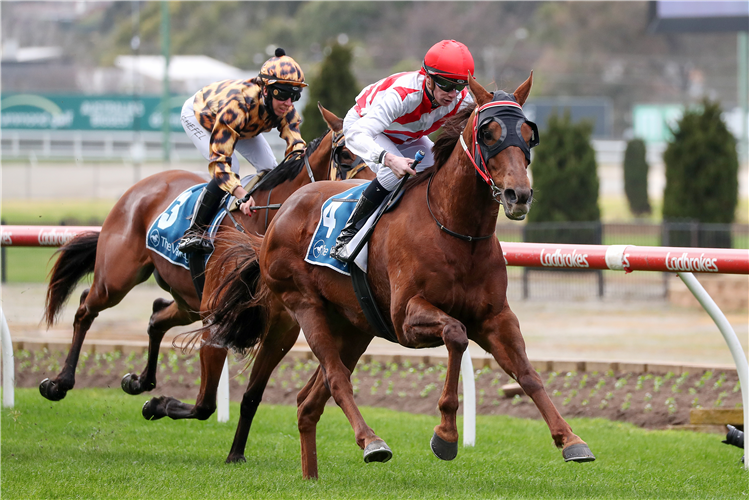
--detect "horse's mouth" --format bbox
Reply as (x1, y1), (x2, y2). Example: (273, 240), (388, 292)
(501, 201), (530, 221)
(498, 188), (532, 221)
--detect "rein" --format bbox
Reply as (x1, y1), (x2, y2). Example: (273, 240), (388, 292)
(229, 130), (359, 234)
(425, 172), (494, 242)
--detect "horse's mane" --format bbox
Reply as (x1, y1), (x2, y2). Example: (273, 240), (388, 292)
(407, 106), (475, 189)
(256, 129), (330, 190)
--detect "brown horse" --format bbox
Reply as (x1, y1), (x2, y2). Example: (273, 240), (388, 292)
(40, 104), (373, 423)
(207, 73), (595, 478)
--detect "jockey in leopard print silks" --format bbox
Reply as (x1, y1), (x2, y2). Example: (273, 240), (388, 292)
(178, 48), (308, 254)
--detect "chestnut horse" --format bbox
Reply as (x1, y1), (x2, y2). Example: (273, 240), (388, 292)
(206, 73), (595, 478)
(40, 105), (373, 423)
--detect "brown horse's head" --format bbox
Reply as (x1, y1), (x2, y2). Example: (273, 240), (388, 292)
(465, 72), (536, 220)
(317, 103), (371, 181)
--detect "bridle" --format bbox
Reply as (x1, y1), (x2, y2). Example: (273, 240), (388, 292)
(328, 129), (368, 181)
(459, 98), (536, 204)
(428, 94), (539, 241)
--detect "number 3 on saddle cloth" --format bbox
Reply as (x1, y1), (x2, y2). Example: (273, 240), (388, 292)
(145, 183), (231, 298)
(305, 182), (402, 343)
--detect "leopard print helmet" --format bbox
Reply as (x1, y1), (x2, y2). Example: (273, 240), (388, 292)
(258, 48), (308, 88)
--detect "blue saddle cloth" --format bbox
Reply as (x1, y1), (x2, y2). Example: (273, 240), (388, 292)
(304, 183), (369, 276)
(145, 183), (227, 269)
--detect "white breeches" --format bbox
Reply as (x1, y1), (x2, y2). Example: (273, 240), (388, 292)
(180, 94), (277, 174)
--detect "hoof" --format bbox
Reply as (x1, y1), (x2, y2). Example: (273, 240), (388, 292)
(430, 432), (458, 461)
(363, 439), (392, 463)
(142, 398), (164, 421)
(39, 378), (66, 402)
(122, 373), (155, 395)
(563, 443), (596, 462)
(226, 454), (247, 464)
(121, 373), (139, 395)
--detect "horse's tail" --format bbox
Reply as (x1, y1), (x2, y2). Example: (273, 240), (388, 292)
(43, 231), (99, 327)
(204, 231), (270, 358)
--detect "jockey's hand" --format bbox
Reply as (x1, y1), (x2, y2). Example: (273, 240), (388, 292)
(240, 196), (256, 216)
(232, 186), (256, 217)
(384, 153), (416, 178)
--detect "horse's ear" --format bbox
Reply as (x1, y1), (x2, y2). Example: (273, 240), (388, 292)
(318, 102), (343, 132)
(468, 73), (493, 107)
(513, 71), (533, 107)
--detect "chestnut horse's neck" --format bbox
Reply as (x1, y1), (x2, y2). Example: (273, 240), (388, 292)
(307, 130), (335, 183)
(426, 134), (501, 243)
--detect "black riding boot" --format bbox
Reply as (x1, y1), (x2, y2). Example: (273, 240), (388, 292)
(330, 179), (389, 262)
(177, 179), (225, 254)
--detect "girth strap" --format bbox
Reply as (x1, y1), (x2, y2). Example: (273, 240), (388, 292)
(350, 265), (398, 343)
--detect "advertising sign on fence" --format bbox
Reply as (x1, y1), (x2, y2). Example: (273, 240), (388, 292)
(0, 93), (188, 132)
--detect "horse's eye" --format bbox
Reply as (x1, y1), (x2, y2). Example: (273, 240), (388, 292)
(480, 127), (497, 146)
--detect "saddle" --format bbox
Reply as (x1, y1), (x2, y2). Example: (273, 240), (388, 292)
(303, 180), (409, 343)
(188, 172), (270, 299)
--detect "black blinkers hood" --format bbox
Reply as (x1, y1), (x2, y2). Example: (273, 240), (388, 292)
(476, 91), (539, 164)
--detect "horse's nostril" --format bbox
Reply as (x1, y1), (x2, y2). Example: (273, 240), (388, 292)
(504, 189), (518, 204)
(515, 188), (532, 205)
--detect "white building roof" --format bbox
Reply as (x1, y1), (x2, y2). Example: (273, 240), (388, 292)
(114, 55), (256, 91)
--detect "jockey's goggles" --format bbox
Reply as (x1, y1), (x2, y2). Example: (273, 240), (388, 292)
(431, 74), (466, 93)
(269, 84), (302, 102)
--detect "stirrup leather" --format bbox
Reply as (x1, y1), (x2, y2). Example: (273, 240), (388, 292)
(329, 194), (378, 263)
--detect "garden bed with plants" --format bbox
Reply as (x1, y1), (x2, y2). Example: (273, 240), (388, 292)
(14, 348), (742, 430)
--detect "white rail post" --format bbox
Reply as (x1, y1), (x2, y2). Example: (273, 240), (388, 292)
(1, 307), (15, 408)
(461, 347), (476, 447)
(678, 272), (748, 470)
(216, 357), (230, 422)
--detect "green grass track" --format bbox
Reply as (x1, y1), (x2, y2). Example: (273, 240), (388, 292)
(1, 389), (745, 499)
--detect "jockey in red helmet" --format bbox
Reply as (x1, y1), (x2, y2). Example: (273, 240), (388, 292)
(330, 40), (476, 262)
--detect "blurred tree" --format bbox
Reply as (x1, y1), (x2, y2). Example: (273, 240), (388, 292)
(662, 99), (738, 247)
(525, 112), (601, 244)
(300, 43), (360, 142)
(623, 138), (651, 216)
(527, 112), (600, 223)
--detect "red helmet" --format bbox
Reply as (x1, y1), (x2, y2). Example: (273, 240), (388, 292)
(422, 40), (474, 83)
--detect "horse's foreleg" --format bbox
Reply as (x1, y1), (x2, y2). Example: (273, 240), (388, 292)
(39, 288), (98, 401)
(122, 299), (198, 395)
(226, 325), (301, 464)
(401, 296), (467, 460)
(474, 304), (595, 462)
(142, 341), (226, 421)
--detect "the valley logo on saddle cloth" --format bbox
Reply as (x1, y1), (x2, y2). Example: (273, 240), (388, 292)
(304, 183), (370, 275)
(145, 184), (240, 269)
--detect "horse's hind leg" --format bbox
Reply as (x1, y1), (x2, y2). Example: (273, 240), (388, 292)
(121, 299), (199, 395)
(142, 337), (226, 421)
(40, 272), (144, 401)
(225, 324), (301, 463)
(296, 330), (375, 479)
(40, 288), (96, 401)
(474, 303), (595, 463)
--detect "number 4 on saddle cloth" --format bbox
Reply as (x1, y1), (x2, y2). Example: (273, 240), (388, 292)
(305, 182), (404, 343)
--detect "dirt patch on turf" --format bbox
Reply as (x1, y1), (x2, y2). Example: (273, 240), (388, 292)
(15, 349), (743, 431)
